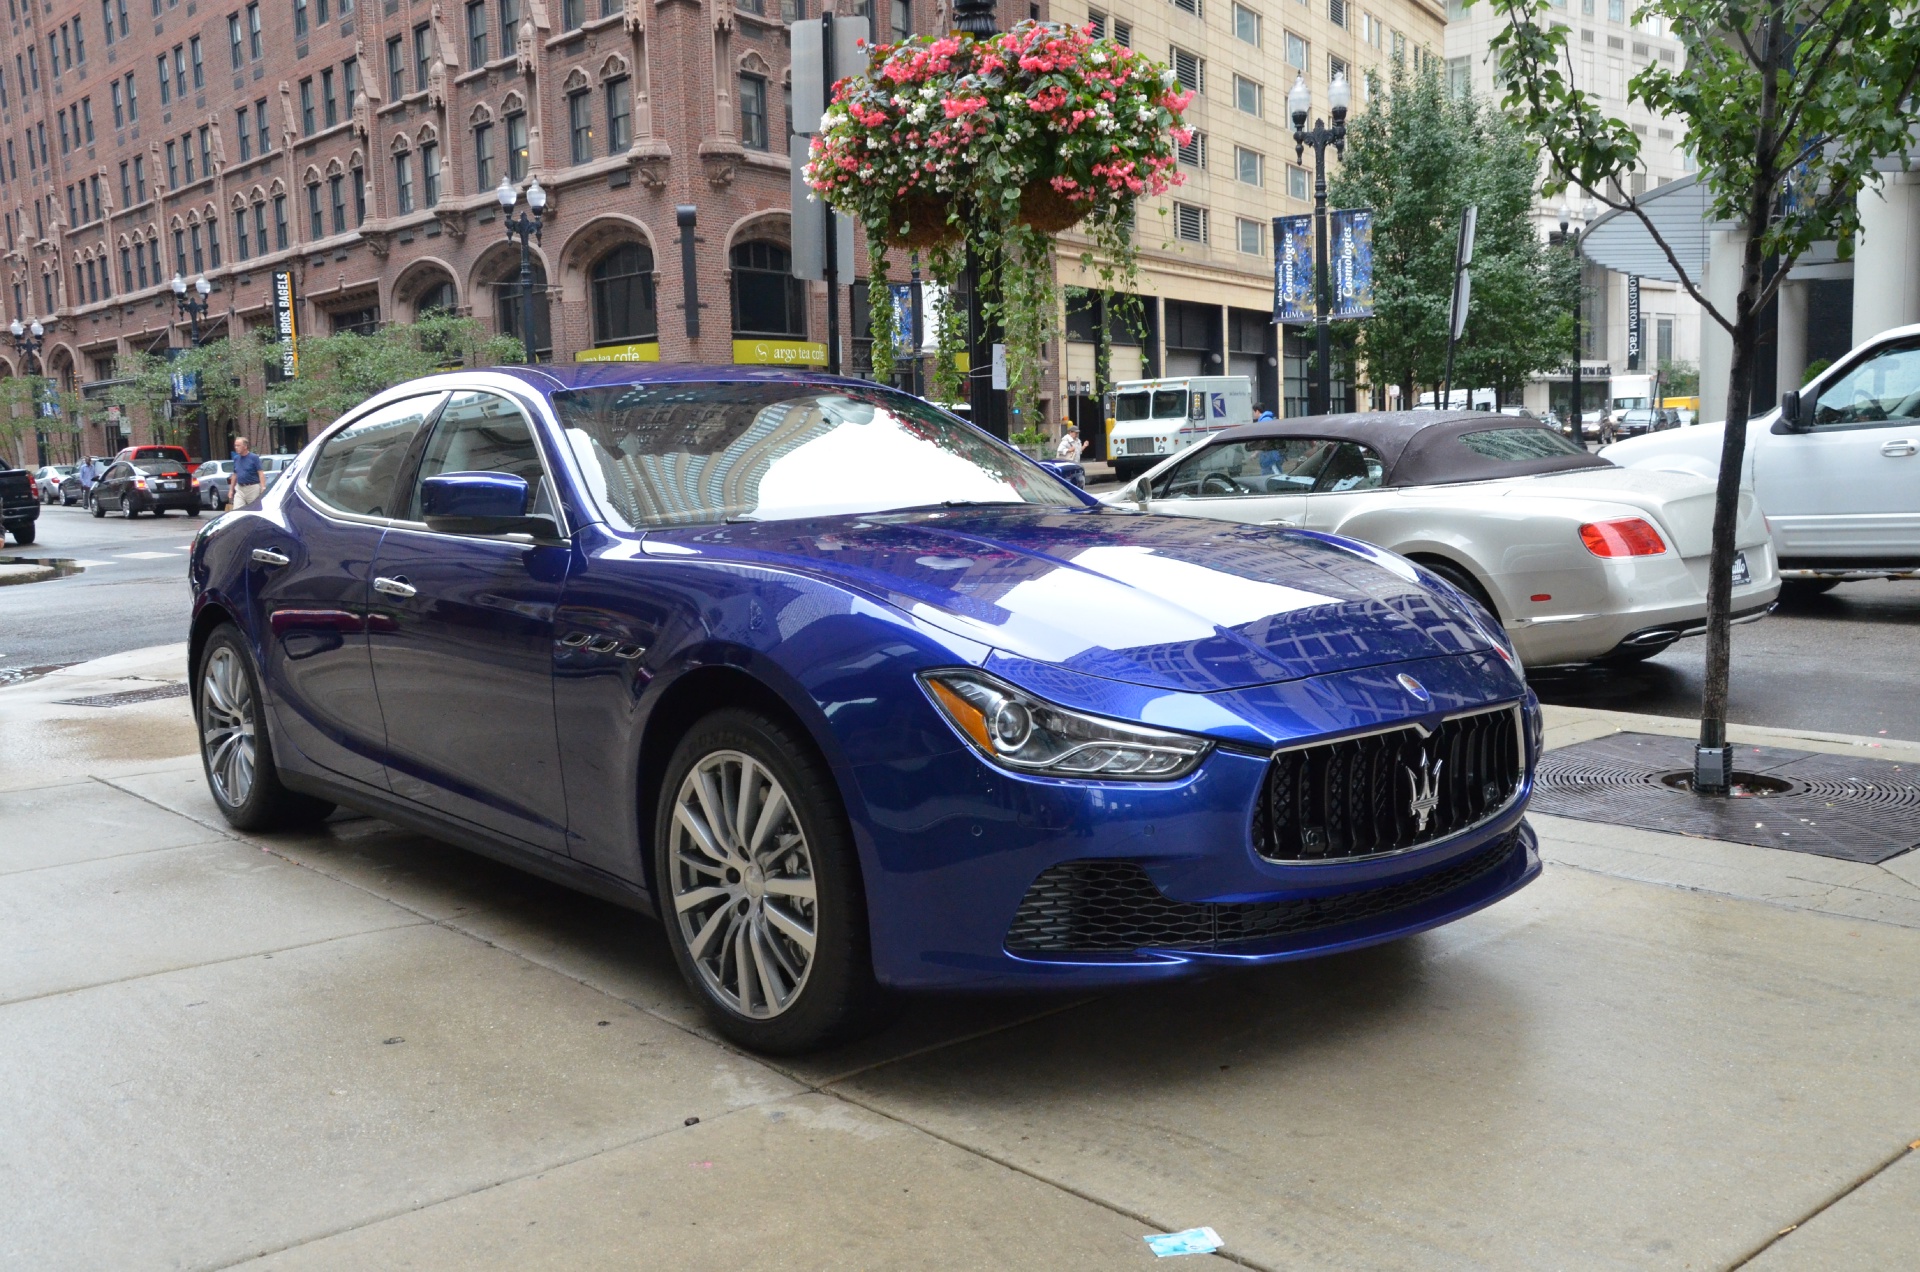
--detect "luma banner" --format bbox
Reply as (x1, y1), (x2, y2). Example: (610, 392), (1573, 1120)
(1329, 208), (1376, 320)
(1272, 214), (1314, 324)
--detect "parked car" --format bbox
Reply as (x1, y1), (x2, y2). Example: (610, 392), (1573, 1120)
(89, 456), (202, 518)
(188, 369), (1543, 1052)
(1604, 321), (1920, 600)
(1039, 458), (1087, 487)
(1105, 412), (1780, 668)
(1614, 408), (1664, 438)
(196, 454), (298, 509)
(116, 444), (199, 474)
(34, 464), (76, 502)
(1, 464), (38, 543)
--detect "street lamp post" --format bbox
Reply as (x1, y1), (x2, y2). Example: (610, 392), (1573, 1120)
(171, 274), (214, 462)
(9, 318), (46, 465)
(1290, 72), (1350, 417)
(1557, 195), (1597, 437)
(497, 177), (548, 365)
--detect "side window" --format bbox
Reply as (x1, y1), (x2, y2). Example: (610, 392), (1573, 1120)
(1312, 442), (1385, 493)
(305, 394), (445, 517)
(405, 391), (554, 522)
(1151, 439), (1316, 499)
(1812, 343), (1920, 427)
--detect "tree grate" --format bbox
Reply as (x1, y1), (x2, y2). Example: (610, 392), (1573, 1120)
(54, 683), (191, 708)
(1533, 732), (1920, 863)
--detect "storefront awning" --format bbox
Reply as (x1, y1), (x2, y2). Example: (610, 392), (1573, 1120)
(1579, 176), (1733, 285)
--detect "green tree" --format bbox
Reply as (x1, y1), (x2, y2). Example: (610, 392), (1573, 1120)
(1479, 0), (1920, 786)
(1328, 59), (1577, 406)
(1658, 358), (1699, 397)
(267, 312), (523, 431)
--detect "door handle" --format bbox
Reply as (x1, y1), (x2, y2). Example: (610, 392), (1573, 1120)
(373, 575), (417, 598)
(1881, 440), (1917, 458)
(251, 548), (291, 566)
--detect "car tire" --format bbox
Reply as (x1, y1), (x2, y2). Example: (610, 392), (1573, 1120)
(1779, 578), (1841, 602)
(187, 506), (201, 518)
(195, 624), (336, 832)
(653, 707), (885, 1054)
(90, 495), (105, 518)
(123, 497), (138, 519)
(8, 521), (34, 545)
(1420, 558), (1502, 623)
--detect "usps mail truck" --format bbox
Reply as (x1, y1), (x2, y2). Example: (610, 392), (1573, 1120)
(1104, 376), (1255, 480)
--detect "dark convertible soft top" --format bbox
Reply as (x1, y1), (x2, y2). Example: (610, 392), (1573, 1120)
(1210, 411), (1615, 487)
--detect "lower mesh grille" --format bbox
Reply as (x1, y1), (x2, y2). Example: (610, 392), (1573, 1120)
(1005, 834), (1519, 954)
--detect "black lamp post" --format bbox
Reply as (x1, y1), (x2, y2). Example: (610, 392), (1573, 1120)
(496, 176), (549, 365)
(1556, 194), (1597, 439)
(171, 273), (214, 462)
(9, 318), (46, 465)
(951, 0), (1007, 438)
(1289, 72), (1350, 417)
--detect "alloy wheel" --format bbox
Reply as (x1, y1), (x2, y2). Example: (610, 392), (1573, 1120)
(200, 646), (257, 808)
(668, 750), (818, 1019)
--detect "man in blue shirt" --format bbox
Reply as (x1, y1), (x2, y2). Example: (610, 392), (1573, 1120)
(230, 438), (264, 510)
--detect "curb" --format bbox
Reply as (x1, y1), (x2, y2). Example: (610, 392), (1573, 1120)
(0, 562), (57, 586)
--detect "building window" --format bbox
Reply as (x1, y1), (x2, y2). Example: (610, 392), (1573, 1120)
(1361, 11), (1381, 47)
(739, 74), (768, 151)
(198, 125), (211, 174)
(125, 74), (140, 122)
(590, 242), (656, 345)
(331, 306), (379, 335)
(1287, 163), (1308, 200)
(174, 227), (187, 273)
(568, 89), (592, 164)
(500, 0), (520, 45)
(229, 13), (243, 67)
(890, 0), (909, 42)
(112, 80), (126, 127)
(506, 111), (528, 180)
(165, 140), (179, 187)
(308, 182), (323, 237)
(1234, 74), (1262, 116)
(1237, 216), (1262, 254)
(234, 210), (249, 259)
(474, 121), (494, 187)
(562, 0), (582, 28)
(605, 76), (631, 153)
(123, 244), (135, 287)
(1086, 7), (1107, 37)
(413, 24), (432, 93)
(190, 36), (204, 88)
(416, 280), (455, 317)
(248, 3), (262, 58)
(1232, 2), (1259, 44)
(208, 218), (221, 267)
(1173, 0), (1199, 15)
(1169, 46), (1203, 93)
(393, 153), (414, 213)
(467, 1), (488, 66)
(294, 0), (308, 37)
(1173, 201), (1208, 243)
(343, 57), (359, 113)
(256, 98), (270, 154)
(1328, 0), (1346, 27)
(174, 46), (188, 99)
(134, 154), (146, 200)
(1285, 31), (1307, 72)
(1329, 54), (1348, 84)
(420, 140), (439, 206)
(273, 193), (288, 248)
(119, 161), (131, 204)
(730, 241), (806, 337)
(330, 174), (346, 231)
(1176, 129), (1205, 168)
(1446, 55), (1470, 99)
(352, 166), (366, 223)
(190, 223), (204, 271)
(322, 68), (337, 127)
(495, 261), (551, 357)
(157, 54), (171, 104)
(253, 202), (267, 255)
(1235, 146), (1262, 185)
(386, 36), (404, 100)
(300, 79), (315, 135)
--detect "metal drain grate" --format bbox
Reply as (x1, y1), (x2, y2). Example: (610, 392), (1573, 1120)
(1534, 732), (1920, 863)
(55, 683), (191, 708)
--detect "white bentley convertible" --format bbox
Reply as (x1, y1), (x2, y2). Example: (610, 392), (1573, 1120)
(1105, 413), (1781, 668)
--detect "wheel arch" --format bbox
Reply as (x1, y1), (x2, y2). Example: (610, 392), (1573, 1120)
(1399, 548), (1504, 619)
(187, 598), (241, 716)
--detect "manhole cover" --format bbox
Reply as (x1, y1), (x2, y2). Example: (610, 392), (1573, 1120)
(55, 683), (191, 708)
(1534, 732), (1920, 863)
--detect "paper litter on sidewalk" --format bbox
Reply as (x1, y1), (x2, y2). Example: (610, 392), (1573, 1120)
(1144, 1227), (1222, 1257)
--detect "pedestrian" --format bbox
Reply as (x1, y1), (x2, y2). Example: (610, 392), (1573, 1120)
(77, 455), (98, 492)
(229, 437), (264, 510)
(1054, 422), (1085, 463)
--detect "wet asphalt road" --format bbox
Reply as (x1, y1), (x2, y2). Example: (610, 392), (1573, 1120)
(8, 490), (1920, 742)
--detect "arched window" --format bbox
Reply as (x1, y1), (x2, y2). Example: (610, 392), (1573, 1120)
(495, 260), (551, 360)
(730, 240), (805, 338)
(590, 242), (656, 346)
(417, 279), (456, 317)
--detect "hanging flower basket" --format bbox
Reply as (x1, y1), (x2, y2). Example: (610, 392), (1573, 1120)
(806, 23), (1192, 417)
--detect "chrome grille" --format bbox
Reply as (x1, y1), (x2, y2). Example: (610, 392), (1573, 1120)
(1252, 706), (1524, 862)
(1005, 834), (1520, 953)
(1125, 438), (1162, 455)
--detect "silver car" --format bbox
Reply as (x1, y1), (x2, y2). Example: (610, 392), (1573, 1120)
(199, 454), (297, 509)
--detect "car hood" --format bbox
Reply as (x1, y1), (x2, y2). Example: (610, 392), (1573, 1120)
(645, 508), (1494, 692)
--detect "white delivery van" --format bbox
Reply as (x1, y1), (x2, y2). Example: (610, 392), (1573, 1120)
(1104, 376), (1255, 480)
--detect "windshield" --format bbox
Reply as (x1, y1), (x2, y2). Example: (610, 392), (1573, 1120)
(1457, 428), (1589, 461)
(552, 382), (1083, 529)
(1114, 391), (1151, 421)
(134, 458), (187, 475)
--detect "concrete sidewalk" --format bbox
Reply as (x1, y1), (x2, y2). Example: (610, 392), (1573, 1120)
(2, 648), (1917, 1269)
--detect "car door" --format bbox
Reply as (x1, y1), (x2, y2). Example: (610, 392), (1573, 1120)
(251, 393), (446, 788)
(98, 462), (132, 509)
(1141, 437), (1312, 526)
(365, 388), (572, 851)
(1297, 440), (1391, 532)
(1759, 338), (1920, 560)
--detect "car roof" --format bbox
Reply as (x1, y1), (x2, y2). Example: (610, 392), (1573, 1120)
(1209, 410), (1615, 486)
(441, 363), (897, 396)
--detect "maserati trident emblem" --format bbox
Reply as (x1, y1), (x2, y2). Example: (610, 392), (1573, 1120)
(1407, 753), (1444, 833)
(1397, 672), (1430, 702)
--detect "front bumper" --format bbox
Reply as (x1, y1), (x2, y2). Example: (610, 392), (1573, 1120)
(851, 659), (1542, 990)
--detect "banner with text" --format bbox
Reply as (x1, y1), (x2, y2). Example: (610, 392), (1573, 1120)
(1272, 215), (1314, 324)
(271, 270), (300, 380)
(1329, 208), (1376, 320)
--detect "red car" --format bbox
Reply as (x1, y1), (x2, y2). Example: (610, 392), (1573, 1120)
(116, 444), (198, 474)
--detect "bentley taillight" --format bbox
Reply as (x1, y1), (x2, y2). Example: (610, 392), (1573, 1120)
(1579, 517), (1667, 557)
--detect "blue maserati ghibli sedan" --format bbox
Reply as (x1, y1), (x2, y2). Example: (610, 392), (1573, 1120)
(188, 367), (1542, 1052)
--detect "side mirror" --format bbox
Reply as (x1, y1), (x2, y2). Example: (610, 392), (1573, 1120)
(1778, 390), (1812, 432)
(421, 471), (559, 539)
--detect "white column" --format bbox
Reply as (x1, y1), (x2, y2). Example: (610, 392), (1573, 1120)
(1775, 278), (1808, 396)
(1852, 171), (1920, 344)
(1698, 227), (1746, 424)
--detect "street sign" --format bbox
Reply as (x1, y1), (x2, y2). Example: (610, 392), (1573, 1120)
(1626, 275), (1642, 370)
(271, 270), (299, 380)
(990, 343), (1007, 391)
(1451, 270), (1472, 340)
(1458, 203), (1478, 266)
(1272, 214), (1313, 324)
(790, 17), (871, 135)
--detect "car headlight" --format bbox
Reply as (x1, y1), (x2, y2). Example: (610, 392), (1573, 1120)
(919, 670), (1211, 780)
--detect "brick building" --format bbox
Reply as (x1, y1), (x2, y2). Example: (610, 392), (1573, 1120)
(1, 0), (956, 463)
